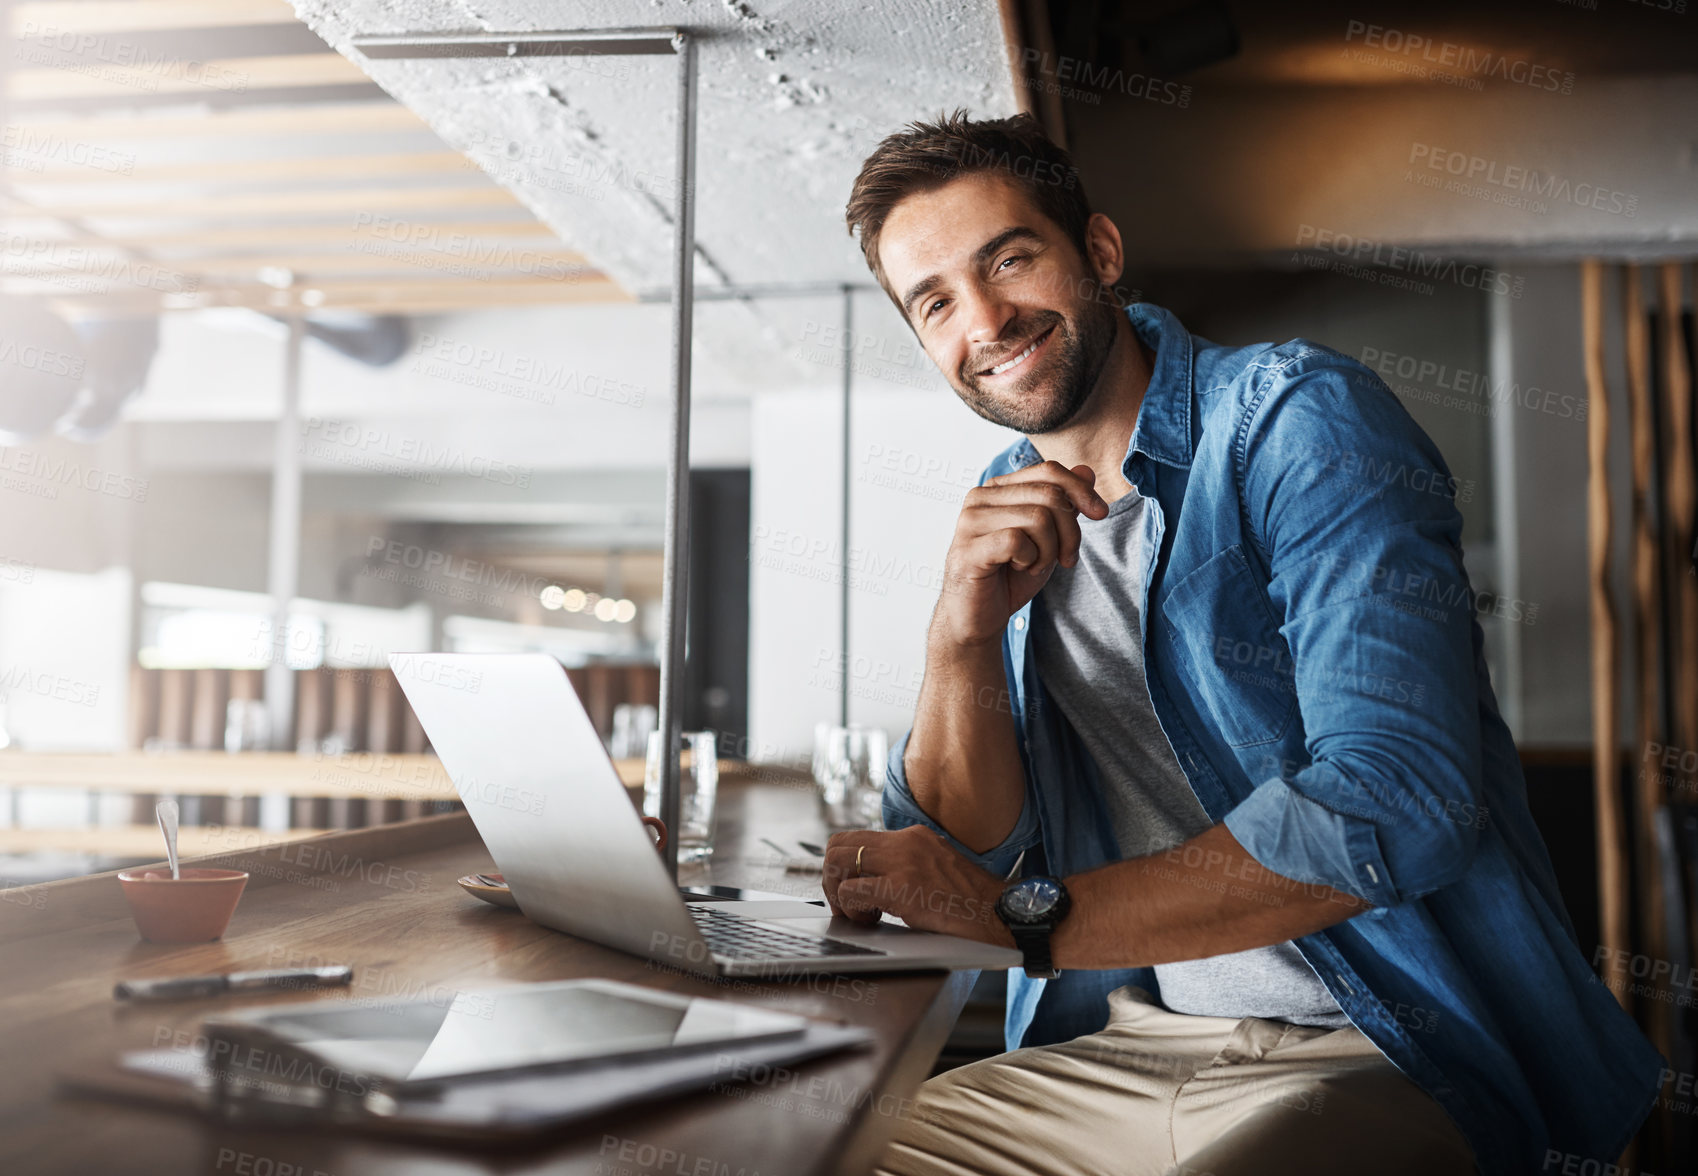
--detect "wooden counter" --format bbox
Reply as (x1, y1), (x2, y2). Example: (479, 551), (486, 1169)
(0, 751), (782, 855)
(0, 773), (971, 1176)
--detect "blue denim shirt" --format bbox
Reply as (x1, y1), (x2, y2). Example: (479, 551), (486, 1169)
(883, 302), (1662, 1175)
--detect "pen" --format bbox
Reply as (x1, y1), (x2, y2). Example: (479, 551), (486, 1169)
(114, 965), (354, 1002)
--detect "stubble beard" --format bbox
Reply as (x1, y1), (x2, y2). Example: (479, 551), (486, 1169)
(953, 299), (1121, 435)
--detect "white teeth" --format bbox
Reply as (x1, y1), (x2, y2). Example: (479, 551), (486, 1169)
(989, 333), (1043, 376)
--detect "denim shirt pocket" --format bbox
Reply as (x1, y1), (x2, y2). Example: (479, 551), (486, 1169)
(1160, 543), (1298, 749)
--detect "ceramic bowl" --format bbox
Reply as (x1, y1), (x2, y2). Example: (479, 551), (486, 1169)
(116, 867), (248, 943)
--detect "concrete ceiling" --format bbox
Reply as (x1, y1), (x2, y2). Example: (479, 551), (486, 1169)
(292, 0), (1021, 295)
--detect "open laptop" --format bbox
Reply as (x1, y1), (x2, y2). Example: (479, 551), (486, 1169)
(389, 652), (1021, 979)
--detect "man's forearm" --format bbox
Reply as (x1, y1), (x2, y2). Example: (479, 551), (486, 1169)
(1050, 823), (1371, 969)
(904, 636), (1026, 854)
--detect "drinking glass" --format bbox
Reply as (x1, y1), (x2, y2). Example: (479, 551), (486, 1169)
(816, 724), (888, 830)
(610, 703), (658, 760)
(223, 698), (270, 753)
(643, 729), (719, 862)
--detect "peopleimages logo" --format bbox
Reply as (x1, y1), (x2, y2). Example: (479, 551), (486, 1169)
(1342, 21), (1576, 94)
(1, 125), (135, 174)
(300, 419), (532, 489)
(0, 448), (149, 502)
(0, 234), (200, 295)
(1407, 144), (1638, 218)
(1294, 225), (1524, 298)
(0, 664), (101, 707)
(1016, 49), (1193, 108)
(0, 333), (82, 380)
(942, 138), (1077, 189)
(1359, 345), (1585, 421)
(411, 333), (646, 408)
(17, 21), (250, 93)
(348, 213), (586, 280)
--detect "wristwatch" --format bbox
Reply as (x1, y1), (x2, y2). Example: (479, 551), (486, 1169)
(995, 875), (1071, 979)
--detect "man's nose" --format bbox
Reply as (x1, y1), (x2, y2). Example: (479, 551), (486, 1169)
(960, 285), (1017, 349)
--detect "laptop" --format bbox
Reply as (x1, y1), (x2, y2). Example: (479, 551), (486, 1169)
(388, 652), (1022, 979)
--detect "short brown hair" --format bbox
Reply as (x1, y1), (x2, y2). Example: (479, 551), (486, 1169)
(845, 110), (1090, 301)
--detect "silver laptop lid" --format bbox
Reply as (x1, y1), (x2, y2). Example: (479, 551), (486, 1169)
(387, 652), (708, 969)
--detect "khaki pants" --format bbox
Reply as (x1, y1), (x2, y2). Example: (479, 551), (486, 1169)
(877, 985), (1477, 1176)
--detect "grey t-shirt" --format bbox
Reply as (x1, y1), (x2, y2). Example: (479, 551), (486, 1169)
(1030, 483), (1351, 1028)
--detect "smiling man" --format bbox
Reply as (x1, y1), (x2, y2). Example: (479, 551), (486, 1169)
(823, 112), (1662, 1176)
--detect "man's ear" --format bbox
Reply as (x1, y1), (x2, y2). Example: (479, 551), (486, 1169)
(1083, 212), (1126, 291)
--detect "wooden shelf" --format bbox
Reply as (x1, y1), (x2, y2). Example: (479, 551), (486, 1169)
(0, 825), (319, 857)
(0, 751), (781, 799)
(0, 751), (458, 799)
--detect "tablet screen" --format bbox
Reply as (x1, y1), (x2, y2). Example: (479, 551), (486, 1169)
(216, 978), (808, 1085)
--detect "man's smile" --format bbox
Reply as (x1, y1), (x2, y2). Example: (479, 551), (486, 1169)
(978, 324), (1056, 379)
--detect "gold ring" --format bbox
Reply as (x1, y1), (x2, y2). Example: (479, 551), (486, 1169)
(854, 845), (866, 878)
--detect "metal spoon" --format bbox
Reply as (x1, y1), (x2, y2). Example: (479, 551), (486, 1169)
(155, 800), (180, 880)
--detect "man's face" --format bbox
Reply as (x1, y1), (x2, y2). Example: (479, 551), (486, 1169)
(878, 172), (1121, 434)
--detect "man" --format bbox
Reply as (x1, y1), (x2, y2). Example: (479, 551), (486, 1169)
(820, 111), (1662, 1176)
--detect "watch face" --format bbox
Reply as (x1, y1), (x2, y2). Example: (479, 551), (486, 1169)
(1005, 877), (1062, 920)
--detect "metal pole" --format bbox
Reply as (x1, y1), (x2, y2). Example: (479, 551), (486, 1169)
(839, 285), (853, 728)
(0, 2), (11, 204)
(1487, 290), (1522, 736)
(344, 23), (695, 875)
(655, 32), (697, 881)
(636, 281), (878, 303)
(266, 316), (306, 749)
(353, 27), (679, 58)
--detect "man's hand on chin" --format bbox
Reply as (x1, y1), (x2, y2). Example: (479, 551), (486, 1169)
(820, 825), (1015, 948)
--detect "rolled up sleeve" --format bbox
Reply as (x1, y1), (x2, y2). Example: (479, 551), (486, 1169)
(1220, 355), (1487, 908)
(883, 728), (1040, 879)
(1224, 769), (1404, 907)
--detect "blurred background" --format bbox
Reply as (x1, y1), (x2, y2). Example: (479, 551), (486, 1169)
(0, 0), (1696, 1160)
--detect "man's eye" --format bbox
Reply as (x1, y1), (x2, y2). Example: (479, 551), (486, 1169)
(997, 254), (1026, 271)
(925, 297), (948, 318)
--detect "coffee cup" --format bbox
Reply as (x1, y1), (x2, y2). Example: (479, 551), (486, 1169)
(642, 816), (667, 852)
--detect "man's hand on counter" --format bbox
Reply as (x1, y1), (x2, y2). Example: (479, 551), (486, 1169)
(820, 825), (1015, 948)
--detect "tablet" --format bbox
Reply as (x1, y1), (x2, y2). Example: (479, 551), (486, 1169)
(204, 977), (809, 1088)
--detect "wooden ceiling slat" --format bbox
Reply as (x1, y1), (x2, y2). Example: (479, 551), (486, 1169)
(9, 52), (368, 101)
(13, 151), (477, 185)
(6, 103), (428, 139)
(10, 1), (298, 35)
(13, 184), (522, 219)
(186, 250), (594, 275)
(82, 221), (562, 249)
(29, 275), (633, 315)
(11, 24), (329, 63)
(1, 249), (593, 277)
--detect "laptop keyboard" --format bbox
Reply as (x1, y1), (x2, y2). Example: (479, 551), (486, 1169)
(688, 905), (887, 962)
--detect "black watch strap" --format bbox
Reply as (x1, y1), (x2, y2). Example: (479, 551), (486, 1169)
(1010, 924), (1059, 979)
